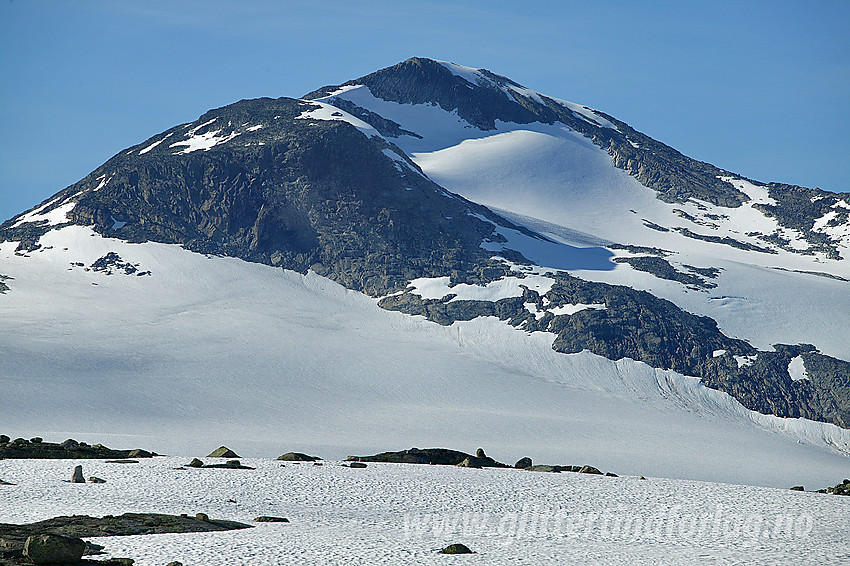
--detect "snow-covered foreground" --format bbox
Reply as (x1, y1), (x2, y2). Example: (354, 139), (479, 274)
(2, 227), (850, 489)
(1, 457), (848, 565)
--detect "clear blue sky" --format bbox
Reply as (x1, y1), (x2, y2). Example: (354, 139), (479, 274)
(1, 0), (848, 222)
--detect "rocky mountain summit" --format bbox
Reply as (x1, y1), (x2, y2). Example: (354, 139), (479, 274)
(1, 57), (848, 436)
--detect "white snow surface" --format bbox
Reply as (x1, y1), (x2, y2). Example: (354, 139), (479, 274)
(407, 274), (554, 302)
(170, 128), (241, 154)
(788, 356), (810, 382)
(1, 457), (848, 565)
(2, 227), (850, 491)
(138, 132), (173, 155)
(10, 200), (76, 228)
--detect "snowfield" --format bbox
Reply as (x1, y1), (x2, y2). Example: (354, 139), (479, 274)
(1, 457), (848, 565)
(2, 227), (850, 491)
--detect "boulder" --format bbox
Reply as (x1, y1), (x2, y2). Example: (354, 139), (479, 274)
(578, 465), (603, 475)
(276, 452), (320, 462)
(476, 448), (487, 459)
(61, 439), (80, 450)
(514, 457), (532, 469)
(0, 478), (14, 485)
(440, 543), (473, 554)
(23, 533), (86, 564)
(89, 476), (106, 483)
(456, 457), (482, 469)
(605, 472), (618, 477)
(526, 465), (561, 473)
(187, 458), (204, 468)
(0, 435), (9, 443)
(201, 459), (255, 469)
(30, 437), (43, 444)
(166, 562), (184, 566)
(347, 462), (367, 469)
(195, 513), (209, 522)
(790, 486), (805, 491)
(127, 449), (153, 458)
(254, 516), (290, 523)
(208, 446), (239, 458)
(71, 465), (85, 483)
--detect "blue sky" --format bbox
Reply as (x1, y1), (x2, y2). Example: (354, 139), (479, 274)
(1, 0), (848, 222)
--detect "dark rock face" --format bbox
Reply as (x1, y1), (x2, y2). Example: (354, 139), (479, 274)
(755, 183), (850, 260)
(514, 457), (532, 469)
(613, 256), (717, 290)
(347, 447), (508, 468)
(0, 97), (520, 298)
(186, 458), (204, 468)
(23, 533), (86, 564)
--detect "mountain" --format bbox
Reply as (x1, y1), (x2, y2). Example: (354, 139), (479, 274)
(1, 58), (849, 486)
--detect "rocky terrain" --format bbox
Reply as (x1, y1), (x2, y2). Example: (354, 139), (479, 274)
(0, 513), (249, 566)
(0, 437), (156, 460)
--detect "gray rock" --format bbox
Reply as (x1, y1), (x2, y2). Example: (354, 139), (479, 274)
(71, 465), (85, 483)
(23, 533), (86, 564)
(254, 516), (290, 523)
(207, 446), (239, 458)
(440, 543), (473, 554)
(88, 476), (106, 483)
(514, 457), (532, 469)
(456, 457), (482, 469)
(578, 465), (603, 475)
(276, 452), (320, 462)
(127, 449), (153, 458)
(526, 465), (561, 473)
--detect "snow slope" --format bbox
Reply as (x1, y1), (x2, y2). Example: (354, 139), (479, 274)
(2, 226), (849, 488)
(1, 457), (848, 565)
(310, 73), (850, 361)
